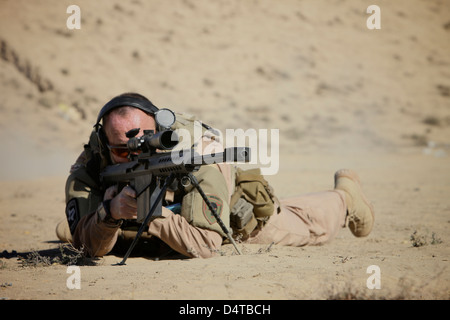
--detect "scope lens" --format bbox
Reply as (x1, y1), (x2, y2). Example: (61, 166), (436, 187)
(155, 109), (176, 129)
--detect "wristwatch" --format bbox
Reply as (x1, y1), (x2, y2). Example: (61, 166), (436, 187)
(98, 200), (122, 226)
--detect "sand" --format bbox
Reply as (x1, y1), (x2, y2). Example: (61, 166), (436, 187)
(0, 0), (449, 300)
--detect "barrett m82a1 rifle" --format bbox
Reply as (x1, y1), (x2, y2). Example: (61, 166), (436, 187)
(100, 125), (250, 265)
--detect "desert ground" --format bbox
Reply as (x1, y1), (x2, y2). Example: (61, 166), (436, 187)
(0, 0), (449, 301)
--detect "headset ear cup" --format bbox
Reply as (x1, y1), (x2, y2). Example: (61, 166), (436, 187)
(95, 126), (112, 164)
(97, 127), (108, 149)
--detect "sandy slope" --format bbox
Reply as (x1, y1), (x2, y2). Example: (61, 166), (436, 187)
(0, 0), (449, 300)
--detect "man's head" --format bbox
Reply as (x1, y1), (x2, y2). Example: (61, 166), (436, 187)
(97, 93), (158, 163)
(103, 106), (156, 163)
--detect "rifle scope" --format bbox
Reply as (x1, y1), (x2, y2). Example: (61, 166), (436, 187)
(127, 130), (179, 152)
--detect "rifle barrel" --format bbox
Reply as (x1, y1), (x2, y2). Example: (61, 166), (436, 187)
(101, 147), (250, 183)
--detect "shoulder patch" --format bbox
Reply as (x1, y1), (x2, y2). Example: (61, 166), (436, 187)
(202, 194), (223, 225)
(66, 198), (80, 234)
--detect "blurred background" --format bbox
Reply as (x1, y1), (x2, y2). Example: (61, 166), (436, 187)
(0, 0), (449, 180)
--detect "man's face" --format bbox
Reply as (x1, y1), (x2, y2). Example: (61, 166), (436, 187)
(103, 107), (156, 163)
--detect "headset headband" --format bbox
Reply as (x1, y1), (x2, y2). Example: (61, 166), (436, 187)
(94, 96), (159, 130)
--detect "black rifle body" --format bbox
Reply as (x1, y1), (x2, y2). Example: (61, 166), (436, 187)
(100, 147), (250, 223)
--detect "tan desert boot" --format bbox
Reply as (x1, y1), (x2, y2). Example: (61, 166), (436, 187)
(55, 219), (73, 243)
(334, 169), (374, 237)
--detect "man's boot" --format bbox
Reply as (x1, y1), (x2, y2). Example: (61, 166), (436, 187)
(334, 169), (374, 237)
(55, 219), (73, 243)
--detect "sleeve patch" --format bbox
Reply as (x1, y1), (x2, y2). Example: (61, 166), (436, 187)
(66, 198), (80, 234)
(202, 194), (223, 225)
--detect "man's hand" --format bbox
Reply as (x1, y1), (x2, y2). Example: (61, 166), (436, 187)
(104, 185), (137, 220)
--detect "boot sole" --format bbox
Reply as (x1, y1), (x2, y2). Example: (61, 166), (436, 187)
(335, 169), (375, 237)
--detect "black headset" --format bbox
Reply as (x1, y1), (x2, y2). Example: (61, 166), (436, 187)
(94, 95), (159, 131)
(93, 94), (177, 157)
(92, 94), (160, 160)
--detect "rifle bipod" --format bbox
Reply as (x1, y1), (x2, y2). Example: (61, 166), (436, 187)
(187, 173), (242, 256)
(114, 172), (241, 266)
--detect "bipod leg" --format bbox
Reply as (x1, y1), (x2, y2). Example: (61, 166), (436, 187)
(114, 173), (176, 266)
(187, 173), (242, 255)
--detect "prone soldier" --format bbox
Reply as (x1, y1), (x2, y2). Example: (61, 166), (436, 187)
(56, 92), (375, 259)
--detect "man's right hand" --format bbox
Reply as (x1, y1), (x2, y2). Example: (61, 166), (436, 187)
(104, 185), (138, 220)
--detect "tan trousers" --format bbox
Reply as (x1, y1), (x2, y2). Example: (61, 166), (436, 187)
(243, 190), (347, 246)
(148, 190), (348, 257)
